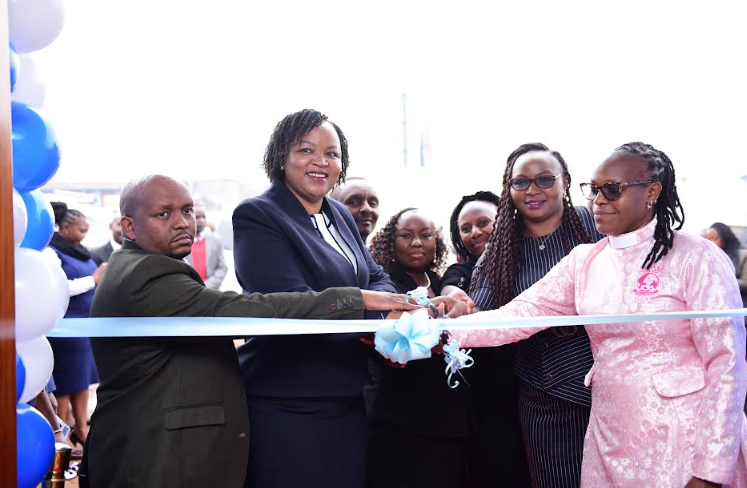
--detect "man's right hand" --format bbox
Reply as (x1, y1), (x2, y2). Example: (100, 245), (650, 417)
(361, 290), (420, 312)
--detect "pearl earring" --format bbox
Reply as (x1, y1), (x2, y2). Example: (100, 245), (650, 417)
(646, 202), (652, 210)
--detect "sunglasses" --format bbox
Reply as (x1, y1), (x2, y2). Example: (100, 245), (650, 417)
(508, 174), (562, 191)
(579, 180), (655, 201)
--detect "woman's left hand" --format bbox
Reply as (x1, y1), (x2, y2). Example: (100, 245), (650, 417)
(684, 477), (721, 488)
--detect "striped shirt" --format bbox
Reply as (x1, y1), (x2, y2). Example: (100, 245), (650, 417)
(471, 206), (604, 407)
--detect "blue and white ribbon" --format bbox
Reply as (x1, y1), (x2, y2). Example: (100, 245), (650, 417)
(48, 308), (747, 338)
(443, 341), (474, 389)
(374, 309), (441, 365)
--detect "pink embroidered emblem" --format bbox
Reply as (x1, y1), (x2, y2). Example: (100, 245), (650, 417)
(633, 266), (662, 296)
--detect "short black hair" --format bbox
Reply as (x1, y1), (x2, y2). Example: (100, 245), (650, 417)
(448, 191), (500, 262)
(263, 109), (350, 184)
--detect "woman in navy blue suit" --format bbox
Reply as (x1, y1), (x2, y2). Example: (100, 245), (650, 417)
(232, 109), (398, 488)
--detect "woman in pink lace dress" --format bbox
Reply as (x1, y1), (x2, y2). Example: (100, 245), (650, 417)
(450, 142), (747, 488)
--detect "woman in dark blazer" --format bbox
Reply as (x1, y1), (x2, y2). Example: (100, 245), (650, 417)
(232, 109), (398, 488)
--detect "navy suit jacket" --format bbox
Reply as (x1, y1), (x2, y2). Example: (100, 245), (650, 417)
(232, 179), (396, 397)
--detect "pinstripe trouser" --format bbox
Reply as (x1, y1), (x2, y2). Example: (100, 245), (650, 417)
(519, 381), (590, 488)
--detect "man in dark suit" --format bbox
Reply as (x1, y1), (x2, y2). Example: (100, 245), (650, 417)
(82, 175), (414, 488)
(90, 215), (123, 265)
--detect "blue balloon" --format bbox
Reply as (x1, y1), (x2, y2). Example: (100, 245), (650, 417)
(16, 353), (26, 403)
(17, 404), (54, 488)
(10, 44), (19, 93)
(20, 190), (54, 250)
(11, 102), (61, 192)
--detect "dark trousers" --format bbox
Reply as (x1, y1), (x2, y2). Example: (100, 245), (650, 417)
(245, 394), (366, 488)
(519, 382), (590, 488)
(367, 424), (469, 488)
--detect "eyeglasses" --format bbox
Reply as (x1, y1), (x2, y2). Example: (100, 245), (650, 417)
(508, 174), (562, 191)
(579, 180), (655, 201)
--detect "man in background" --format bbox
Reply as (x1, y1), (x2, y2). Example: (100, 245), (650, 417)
(330, 177), (380, 242)
(185, 206), (227, 289)
(90, 216), (123, 265)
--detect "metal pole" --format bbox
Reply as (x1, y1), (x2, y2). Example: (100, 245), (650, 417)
(402, 93), (407, 167)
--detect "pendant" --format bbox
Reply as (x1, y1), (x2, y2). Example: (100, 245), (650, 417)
(539, 244), (546, 251)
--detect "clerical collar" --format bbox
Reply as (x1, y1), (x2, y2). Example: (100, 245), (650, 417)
(608, 218), (657, 249)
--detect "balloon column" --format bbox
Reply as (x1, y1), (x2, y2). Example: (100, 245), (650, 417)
(8, 1), (67, 487)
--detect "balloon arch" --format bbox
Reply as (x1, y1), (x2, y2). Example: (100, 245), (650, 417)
(2, 1), (67, 487)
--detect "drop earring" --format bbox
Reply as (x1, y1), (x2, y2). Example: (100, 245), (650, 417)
(646, 201), (652, 210)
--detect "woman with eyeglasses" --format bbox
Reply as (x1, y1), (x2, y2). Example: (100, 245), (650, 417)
(450, 142), (747, 488)
(365, 208), (473, 488)
(468, 143), (603, 488)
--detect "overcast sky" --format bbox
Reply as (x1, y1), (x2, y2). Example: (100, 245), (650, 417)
(31, 0), (747, 232)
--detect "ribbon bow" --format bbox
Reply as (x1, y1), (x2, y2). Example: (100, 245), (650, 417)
(443, 340), (474, 388)
(374, 309), (441, 364)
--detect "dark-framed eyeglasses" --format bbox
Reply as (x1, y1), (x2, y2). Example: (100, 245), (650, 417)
(579, 180), (655, 201)
(508, 174), (562, 191)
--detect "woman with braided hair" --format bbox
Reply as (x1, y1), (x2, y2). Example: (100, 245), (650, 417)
(468, 143), (603, 488)
(450, 142), (747, 487)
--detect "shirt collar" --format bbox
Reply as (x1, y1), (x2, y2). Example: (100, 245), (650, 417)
(110, 238), (122, 251)
(608, 218), (657, 249)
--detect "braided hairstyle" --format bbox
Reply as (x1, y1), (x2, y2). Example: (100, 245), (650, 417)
(51, 201), (85, 230)
(448, 191), (500, 263)
(614, 142), (684, 269)
(262, 108), (350, 184)
(370, 208), (448, 276)
(470, 143), (592, 310)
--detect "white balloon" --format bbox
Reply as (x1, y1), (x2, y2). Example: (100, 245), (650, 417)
(8, 0), (66, 54)
(15, 248), (70, 342)
(10, 54), (46, 108)
(17, 336), (54, 403)
(13, 189), (28, 248)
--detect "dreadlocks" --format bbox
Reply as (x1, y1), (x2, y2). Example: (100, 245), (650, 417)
(614, 142), (684, 270)
(470, 143), (592, 310)
(262, 108), (350, 184)
(448, 191), (500, 263)
(370, 208), (448, 276)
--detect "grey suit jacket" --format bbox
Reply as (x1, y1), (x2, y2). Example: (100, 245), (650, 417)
(90, 241), (113, 266)
(84, 240), (364, 488)
(185, 232), (228, 289)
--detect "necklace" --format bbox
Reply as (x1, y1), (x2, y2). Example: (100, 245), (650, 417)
(421, 272), (432, 290)
(526, 225), (559, 251)
(412, 271), (432, 290)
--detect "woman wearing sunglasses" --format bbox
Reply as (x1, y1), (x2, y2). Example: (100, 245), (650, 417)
(452, 142), (747, 488)
(469, 143), (604, 488)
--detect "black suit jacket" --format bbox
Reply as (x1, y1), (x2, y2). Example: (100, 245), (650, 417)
(84, 240), (365, 488)
(232, 179), (396, 397)
(364, 269), (473, 439)
(90, 241), (113, 266)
